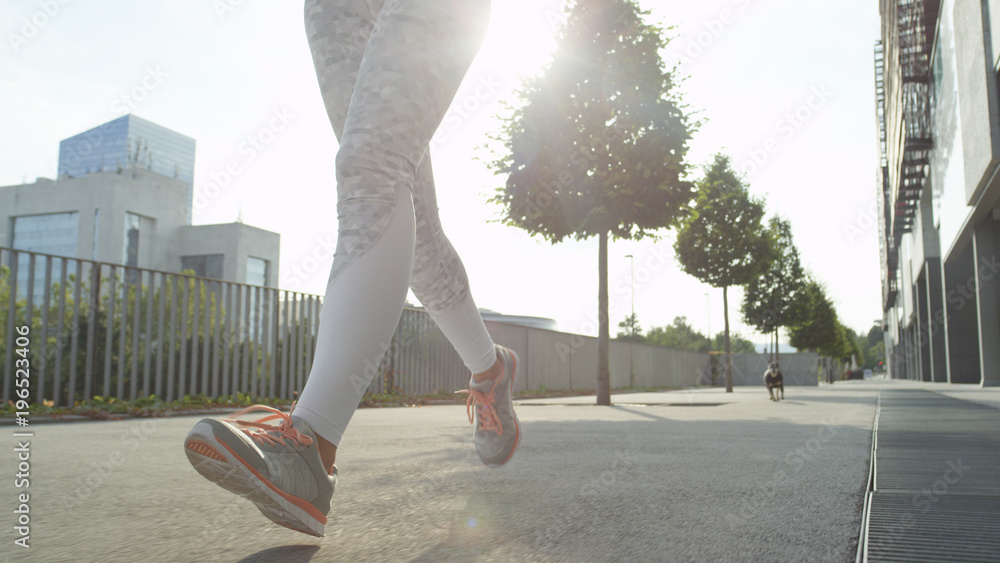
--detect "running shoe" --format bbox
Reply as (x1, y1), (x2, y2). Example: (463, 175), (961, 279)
(459, 345), (521, 467)
(184, 405), (335, 536)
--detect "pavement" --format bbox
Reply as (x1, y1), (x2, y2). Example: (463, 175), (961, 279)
(0, 378), (994, 562)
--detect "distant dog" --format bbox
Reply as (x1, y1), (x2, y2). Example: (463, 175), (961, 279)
(763, 362), (784, 401)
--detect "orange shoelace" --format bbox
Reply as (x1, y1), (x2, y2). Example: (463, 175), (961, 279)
(457, 384), (503, 436)
(223, 404), (314, 448)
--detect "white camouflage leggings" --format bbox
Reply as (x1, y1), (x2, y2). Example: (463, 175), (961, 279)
(294, 0), (496, 446)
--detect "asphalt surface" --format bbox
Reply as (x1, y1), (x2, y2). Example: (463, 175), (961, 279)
(1, 382), (889, 562)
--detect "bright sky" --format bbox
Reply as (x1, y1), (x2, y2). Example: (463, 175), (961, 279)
(1, 0), (882, 346)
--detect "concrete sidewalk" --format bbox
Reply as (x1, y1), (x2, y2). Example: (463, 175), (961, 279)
(0, 379), (984, 562)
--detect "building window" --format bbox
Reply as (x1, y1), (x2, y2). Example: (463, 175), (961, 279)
(181, 254), (224, 279)
(123, 212), (141, 267)
(10, 212), (79, 300)
(246, 256), (268, 287)
(12, 212), (79, 256)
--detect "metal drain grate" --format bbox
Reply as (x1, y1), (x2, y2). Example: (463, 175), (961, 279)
(867, 493), (1000, 562)
(860, 389), (1000, 562)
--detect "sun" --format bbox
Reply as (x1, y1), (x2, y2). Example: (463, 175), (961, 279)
(476, 0), (561, 82)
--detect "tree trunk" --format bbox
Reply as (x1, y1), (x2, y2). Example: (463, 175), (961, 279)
(597, 230), (611, 405)
(723, 285), (733, 393)
(774, 327), (780, 366)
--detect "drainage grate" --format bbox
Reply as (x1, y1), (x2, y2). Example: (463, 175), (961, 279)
(516, 402), (726, 407)
(866, 493), (1000, 562)
(860, 389), (1000, 562)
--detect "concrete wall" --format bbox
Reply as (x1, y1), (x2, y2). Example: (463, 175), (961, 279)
(944, 244), (982, 383)
(956, 0), (1000, 204)
(720, 353), (821, 387)
(484, 322), (709, 392)
(177, 223), (280, 287)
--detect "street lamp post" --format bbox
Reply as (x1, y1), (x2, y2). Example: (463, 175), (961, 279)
(626, 254), (634, 387)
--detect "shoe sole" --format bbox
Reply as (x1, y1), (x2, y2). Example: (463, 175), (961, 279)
(485, 347), (521, 468)
(184, 421), (326, 537)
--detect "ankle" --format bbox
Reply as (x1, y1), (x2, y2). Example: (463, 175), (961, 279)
(472, 358), (502, 383)
(316, 435), (337, 473)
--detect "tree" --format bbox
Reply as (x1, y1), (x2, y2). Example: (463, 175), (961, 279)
(644, 316), (711, 352)
(616, 313), (643, 342)
(845, 326), (865, 366)
(711, 332), (756, 354)
(787, 278), (842, 357)
(674, 153), (772, 392)
(742, 217), (807, 365)
(488, 0), (694, 405)
(863, 324), (884, 369)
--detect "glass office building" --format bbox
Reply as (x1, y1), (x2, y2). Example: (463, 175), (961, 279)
(58, 114), (196, 222)
(9, 211), (80, 300)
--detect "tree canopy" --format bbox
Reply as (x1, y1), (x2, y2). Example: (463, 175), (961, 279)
(644, 316), (711, 352)
(742, 216), (808, 359)
(487, 0), (694, 405)
(674, 153), (772, 391)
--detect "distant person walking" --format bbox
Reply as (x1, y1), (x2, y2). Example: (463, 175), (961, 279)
(183, 0), (520, 537)
(764, 362), (784, 401)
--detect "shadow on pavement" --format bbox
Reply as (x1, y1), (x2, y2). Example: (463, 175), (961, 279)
(237, 544), (321, 562)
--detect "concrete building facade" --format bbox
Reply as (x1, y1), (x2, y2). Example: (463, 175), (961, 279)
(877, 0), (1000, 386)
(2, 170), (279, 287)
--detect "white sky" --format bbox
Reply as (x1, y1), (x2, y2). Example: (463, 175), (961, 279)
(1, 0), (883, 346)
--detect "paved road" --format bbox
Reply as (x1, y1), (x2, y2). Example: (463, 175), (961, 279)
(2, 383), (883, 562)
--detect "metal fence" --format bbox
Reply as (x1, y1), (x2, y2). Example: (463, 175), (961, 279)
(2, 246), (715, 407)
(1, 247), (322, 407)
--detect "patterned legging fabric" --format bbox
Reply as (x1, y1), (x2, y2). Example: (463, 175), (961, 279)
(294, 0), (496, 446)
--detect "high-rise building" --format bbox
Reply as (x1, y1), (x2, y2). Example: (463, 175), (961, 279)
(3, 116), (279, 289)
(1, 170), (280, 289)
(58, 114), (196, 223)
(875, 0), (1000, 386)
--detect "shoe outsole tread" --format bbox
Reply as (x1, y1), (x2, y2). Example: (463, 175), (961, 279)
(185, 423), (326, 537)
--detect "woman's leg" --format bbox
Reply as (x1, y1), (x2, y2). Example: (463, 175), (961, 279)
(294, 0), (493, 452)
(304, 0), (495, 381)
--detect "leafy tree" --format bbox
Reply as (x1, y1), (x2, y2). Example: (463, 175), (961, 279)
(787, 278), (843, 358)
(645, 316), (711, 352)
(848, 327), (867, 367)
(742, 217), (807, 364)
(862, 324), (884, 369)
(488, 0), (694, 405)
(616, 313), (643, 342)
(674, 153), (772, 392)
(711, 332), (756, 354)
(848, 326), (865, 365)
